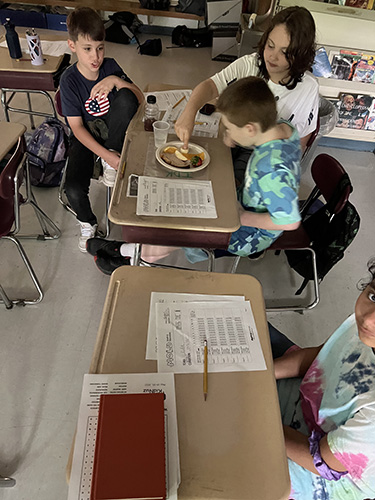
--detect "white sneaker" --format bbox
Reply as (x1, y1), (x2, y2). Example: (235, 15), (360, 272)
(78, 222), (98, 253)
(101, 156), (117, 188)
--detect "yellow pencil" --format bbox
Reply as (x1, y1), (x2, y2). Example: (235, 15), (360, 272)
(203, 339), (208, 401)
(172, 95), (186, 109)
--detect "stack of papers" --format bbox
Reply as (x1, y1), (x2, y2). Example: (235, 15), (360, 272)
(143, 90), (221, 138)
(147, 293), (266, 373)
(68, 373), (180, 500)
(136, 176), (217, 218)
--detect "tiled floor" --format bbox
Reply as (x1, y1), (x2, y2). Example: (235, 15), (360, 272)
(1, 30), (374, 500)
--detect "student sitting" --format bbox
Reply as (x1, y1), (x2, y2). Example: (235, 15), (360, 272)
(272, 258), (375, 500)
(175, 6), (318, 183)
(60, 7), (143, 252)
(86, 77), (301, 274)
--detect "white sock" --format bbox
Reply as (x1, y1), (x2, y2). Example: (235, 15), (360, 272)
(120, 243), (136, 265)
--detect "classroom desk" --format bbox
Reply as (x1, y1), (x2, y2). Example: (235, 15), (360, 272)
(87, 266), (291, 500)
(109, 85), (240, 251)
(0, 30), (68, 126)
(0, 121), (26, 161)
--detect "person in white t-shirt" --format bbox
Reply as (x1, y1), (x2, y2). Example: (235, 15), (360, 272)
(175, 6), (319, 180)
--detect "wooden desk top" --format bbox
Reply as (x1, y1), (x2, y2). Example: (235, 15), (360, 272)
(110, 130), (240, 233)
(0, 30), (66, 73)
(89, 266), (290, 500)
(0, 122), (26, 161)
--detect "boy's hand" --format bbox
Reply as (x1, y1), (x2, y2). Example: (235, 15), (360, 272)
(90, 76), (118, 99)
(103, 150), (121, 170)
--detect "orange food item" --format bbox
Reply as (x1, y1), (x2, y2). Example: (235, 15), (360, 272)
(163, 146), (177, 154)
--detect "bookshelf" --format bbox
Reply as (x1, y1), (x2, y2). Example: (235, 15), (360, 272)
(277, 0), (375, 143)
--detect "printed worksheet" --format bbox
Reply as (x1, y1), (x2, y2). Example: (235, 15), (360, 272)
(68, 373), (179, 500)
(144, 90), (192, 111)
(136, 176), (217, 218)
(157, 301), (266, 373)
(146, 292), (245, 360)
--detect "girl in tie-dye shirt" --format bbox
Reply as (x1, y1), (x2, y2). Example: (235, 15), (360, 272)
(275, 260), (375, 500)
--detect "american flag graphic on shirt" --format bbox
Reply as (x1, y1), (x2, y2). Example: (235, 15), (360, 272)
(84, 94), (110, 117)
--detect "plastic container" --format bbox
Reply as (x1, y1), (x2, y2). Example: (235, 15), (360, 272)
(144, 95), (159, 131)
(4, 18), (22, 59)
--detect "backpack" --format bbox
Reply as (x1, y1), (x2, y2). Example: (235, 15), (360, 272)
(171, 25), (213, 48)
(27, 118), (69, 187)
(285, 174), (360, 295)
(175, 0), (205, 16)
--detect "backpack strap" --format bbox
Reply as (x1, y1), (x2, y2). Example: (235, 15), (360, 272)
(325, 173), (352, 219)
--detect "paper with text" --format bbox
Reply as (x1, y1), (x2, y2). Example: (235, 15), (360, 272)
(68, 373), (179, 500)
(144, 90), (192, 112)
(136, 176), (217, 218)
(146, 293), (245, 360)
(157, 301), (266, 373)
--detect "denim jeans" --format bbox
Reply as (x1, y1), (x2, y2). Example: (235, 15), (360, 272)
(64, 88), (139, 225)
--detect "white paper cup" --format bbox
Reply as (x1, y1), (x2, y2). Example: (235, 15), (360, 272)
(152, 121), (170, 148)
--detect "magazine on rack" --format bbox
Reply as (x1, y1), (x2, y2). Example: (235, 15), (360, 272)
(353, 54), (375, 83)
(332, 93), (375, 130)
(330, 51), (361, 81)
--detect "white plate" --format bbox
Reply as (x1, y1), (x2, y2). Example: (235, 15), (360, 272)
(155, 141), (210, 173)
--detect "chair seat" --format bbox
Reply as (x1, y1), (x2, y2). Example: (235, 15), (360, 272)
(268, 225), (311, 251)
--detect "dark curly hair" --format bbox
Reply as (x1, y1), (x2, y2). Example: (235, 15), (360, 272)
(358, 258), (375, 290)
(257, 6), (316, 90)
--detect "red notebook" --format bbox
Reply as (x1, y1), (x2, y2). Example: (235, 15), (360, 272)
(91, 393), (166, 500)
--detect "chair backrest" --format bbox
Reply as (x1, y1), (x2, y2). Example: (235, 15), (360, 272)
(0, 135), (26, 237)
(311, 153), (351, 214)
(0, 135), (26, 200)
(54, 88), (64, 118)
(302, 117), (320, 161)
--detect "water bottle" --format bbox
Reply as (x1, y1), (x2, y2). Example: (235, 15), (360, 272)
(144, 95), (159, 131)
(4, 18), (22, 60)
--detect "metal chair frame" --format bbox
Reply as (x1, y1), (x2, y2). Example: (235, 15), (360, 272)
(134, 244), (215, 272)
(0, 137), (60, 308)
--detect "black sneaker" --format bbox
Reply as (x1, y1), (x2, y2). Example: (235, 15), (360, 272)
(94, 254), (131, 275)
(86, 237), (124, 257)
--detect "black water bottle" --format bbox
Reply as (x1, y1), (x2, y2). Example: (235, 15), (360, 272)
(4, 18), (22, 59)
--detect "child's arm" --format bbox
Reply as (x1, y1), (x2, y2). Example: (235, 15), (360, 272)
(238, 204), (300, 231)
(67, 116), (121, 170)
(274, 345), (322, 380)
(90, 76), (144, 104)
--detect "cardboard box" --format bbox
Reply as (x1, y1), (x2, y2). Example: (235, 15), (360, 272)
(46, 13), (67, 31)
(207, 0), (242, 28)
(212, 28), (239, 62)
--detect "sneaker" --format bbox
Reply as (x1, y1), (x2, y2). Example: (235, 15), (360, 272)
(78, 222), (97, 253)
(101, 152), (117, 188)
(86, 237), (124, 257)
(94, 254), (131, 275)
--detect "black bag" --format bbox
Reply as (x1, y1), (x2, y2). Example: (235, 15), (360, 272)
(172, 25), (213, 48)
(138, 38), (162, 56)
(26, 118), (69, 187)
(105, 11), (142, 45)
(285, 174), (360, 295)
(175, 0), (205, 16)
(139, 0), (170, 9)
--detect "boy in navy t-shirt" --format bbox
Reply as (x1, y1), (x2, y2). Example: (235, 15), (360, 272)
(60, 7), (143, 252)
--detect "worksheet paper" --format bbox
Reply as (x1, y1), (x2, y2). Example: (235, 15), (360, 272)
(136, 176), (217, 218)
(67, 373), (179, 500)
(156, 301), (267, 373)
(144, 90), (192, 111)
(146, 293), (245, 360)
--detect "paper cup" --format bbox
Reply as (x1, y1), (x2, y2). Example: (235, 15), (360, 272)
(152, 121), (170, 148)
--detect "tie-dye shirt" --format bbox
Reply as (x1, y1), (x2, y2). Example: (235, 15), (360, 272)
(228, 122), (301, 256)
(283, 314), (375, 500)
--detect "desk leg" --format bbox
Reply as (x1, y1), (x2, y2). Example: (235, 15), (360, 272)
(133, 243), (142, 266)
(26, 91), (35, 129)
(1, 90), (10, 122)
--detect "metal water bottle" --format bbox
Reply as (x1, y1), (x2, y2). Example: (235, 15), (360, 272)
(4, 18), (22, 60)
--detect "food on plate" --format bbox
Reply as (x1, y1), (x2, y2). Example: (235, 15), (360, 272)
(160, 145), (205, 169)
(180, 147), (189, 154)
